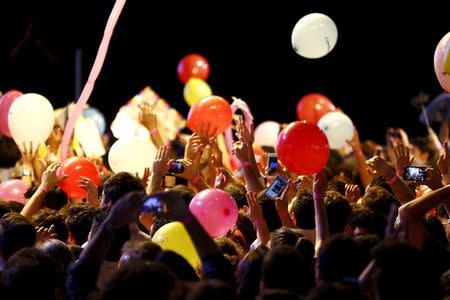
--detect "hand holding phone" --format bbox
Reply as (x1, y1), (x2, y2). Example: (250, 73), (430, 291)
(265, 175), (289, 200)
(403, 166), (426, 181)
(169, 161), (185, 174)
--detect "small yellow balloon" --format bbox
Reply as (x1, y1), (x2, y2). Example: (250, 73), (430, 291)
(151, 221), (201, 269)
(183, 78), (212, 106)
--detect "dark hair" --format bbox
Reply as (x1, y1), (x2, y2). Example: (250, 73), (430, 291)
(353, 234), (380, 268)
(103, 261), (177, 300)
(25, 186), (68, 211)
(155, 250), (199, 281)
(324, 191), (352, 235)
(317, 234), (364, 283)
(186, 280), (236, 300)
(3, 247), (57, 300)
(257, 191), (282, 232)
(305, 282), (366, 300)
(368, 176), (394, 195)
(102, 172), (144, 206)
(5, 201), (24, 213)
(411, 136), (438, 166)
(224, 183), (247, 208)
(170, 184), (195, 206)
(291, 190), (315, 230)
(121, 240), (162, 265)
(214, 236), (244, 272)
(327, 180), (346, 196)
(360, 186), (398, 218)
(0, 135), (21, 168)
(32, 208), (69, 243)
(295, 237), (315, 266)
(235, 211), (256, 250)
(38, 239), (75, 287)
(349, 205), (386, 238)
(0, 213), (36, 259)
(270, 227), (303, 249)
(422, 215), (449, 248)
(262, 246), (314, 296)
(65, 206), (98, 245)
(0, 200), (12, 218)
(150, 216), (173, 237)
(236, 246), (269, 300)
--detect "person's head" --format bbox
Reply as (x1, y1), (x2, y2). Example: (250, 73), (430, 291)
(37, 239), (75, 287)
(5, 201), (24, 213)
(119, 240), (162, 269)
(224, 182), (247, 208)
(360, 186), (397, 218)
(0, 212), (36, 260)
(262, 245), (314, 296)
(102, 172), (144, 206)
(290, 190), (315, 230)
(102, 261), (178, 300)
(295, 237), (315, 266)
(150, 215), (173, 237)
(305, 282), (366, 300)
(316, 234), (363, 284)
(327, 180), (346, 196)
(257, 191), (282, 232)
(65, 206), (98, 245)
(0, 200), (12, 218)
(234, 211), (256, 250)
(155, 250), (199, 281)
(411, 136), (438, 165)
(353, 234), (380, 267)
(3, 247), (57, 300)
(269, 227), (303, 249)
(25, 186), (68, 211)
(367, 176), (394, 195)
(324, 191), (352, 235)
(32, 208), (69, 243)
(349, 205), (386, 238)
(186, 280), (236, 300)
(214, 236), (244, 272)
(170, 184), (195, 206)
(236, 246), (269, 300)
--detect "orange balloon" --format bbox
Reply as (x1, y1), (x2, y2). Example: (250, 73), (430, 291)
(296, 93), (335, 124)
(187, 96), (232, 137)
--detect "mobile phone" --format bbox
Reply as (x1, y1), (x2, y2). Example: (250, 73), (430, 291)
(142, 196), (165, 213)
(267, 153), (278, 175)
(163, 175), (176, 188)
(403, 166), (426, 181)
(169, 161), (184, 174)
(265, 175), (289, 199)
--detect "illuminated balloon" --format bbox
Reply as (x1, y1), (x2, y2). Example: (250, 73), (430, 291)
(189, 189), (238, 237)
(317, 112), (354, 149)
(187, 96), (232, 137)
(57, 157), (100, 199)
(0, 179), (29, 204)
(0, 90), (23, 137)
(177, 54), (210, 84)
(434, 32), (450, 92)
(277, 121), (329, 175)
(183, 78), (212, 106)
(296, 93), (335, 124)
(83, 107), (106, 135)
(254, 121), (280, 149)
(291, 13), (338, 59)
(152, 222), (201, 269)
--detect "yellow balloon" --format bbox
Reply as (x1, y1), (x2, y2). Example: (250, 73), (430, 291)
(183, 78), (212, 106)
(151, 221), (201, 269)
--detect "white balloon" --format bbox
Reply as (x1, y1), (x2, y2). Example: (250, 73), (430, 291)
(254, 121), (280, 149)
(8, 93), (54, 152)
(317, 112), (354, 149)
(108, 137), (157, 177)
(291, 13), (338, 59)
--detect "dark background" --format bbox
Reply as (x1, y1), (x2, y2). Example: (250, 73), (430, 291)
(0, 0), (448, 143)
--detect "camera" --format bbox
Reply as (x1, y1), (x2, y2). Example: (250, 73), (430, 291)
(265, 175), (289, 199)
(169, 161), (184, 174)
(142, 196), (165, 213)
(403, 166), (426, 181)
(267, 153), (278, 175)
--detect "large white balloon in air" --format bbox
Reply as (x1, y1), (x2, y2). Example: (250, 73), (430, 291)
(317, 112), (354, 149)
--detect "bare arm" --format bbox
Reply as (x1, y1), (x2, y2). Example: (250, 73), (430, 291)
(246, 192), (270, 246)
(313, 172), (329, 255)
(347, 129), (372, 188)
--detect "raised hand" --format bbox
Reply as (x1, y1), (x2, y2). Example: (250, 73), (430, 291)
(175, 160), (199, 181)
(393, 143), (414, 175)
(365, 156), (395, 179)
(198, 122), (217, 146)
(139, 104), (158, 131)
(78, 176), (99, 207)
(437, 140), (449, 176)
(185, 133), (204, 161)
(214, 167), (233, 189)
(140, 167), (151, 187)
(41, 162), (66, 189)
(232, 141), (250, 163)
(245, 191), (264, 222)
(421, 166), (444, 190)
(313, 171), (328, 199)
(21, 141), (38, 166)
(345, 184), (361, 203)
(35, 224), (57, 244)
(152, 146), (171, 177)
(236, 115), (254, 145)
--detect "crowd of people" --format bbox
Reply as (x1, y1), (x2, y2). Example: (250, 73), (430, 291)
(0, 100), (450, 300)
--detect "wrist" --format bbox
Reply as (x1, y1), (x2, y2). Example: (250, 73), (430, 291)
(241, 161), (251, 169)
(149, 127), (159, 136)
(38, 184), (50, 193)
(386, 173), (399, 185)
(190, 174), (202, 185)
(252, 218), (264, 228)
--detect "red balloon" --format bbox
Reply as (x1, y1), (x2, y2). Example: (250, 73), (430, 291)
(177, 54), (210, 84)
(187, 96), (232, 137)
(57, 157), (100, 199)
(0, 90), (23, 137)
(296, 93), (336, 124)
(276, 121), (329, 175)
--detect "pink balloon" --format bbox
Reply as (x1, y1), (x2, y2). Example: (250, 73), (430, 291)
(0, 90), (23, 137)
(60, 0), (127, 160)
(189, 189), (238, 237)
(0, 179), (30, 204)
(434, 32), (450, 92)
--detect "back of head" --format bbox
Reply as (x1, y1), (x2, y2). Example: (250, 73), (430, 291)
(361, 186), (397, 218)
(121, 240), (162, 265)
(32, 208), (69, 243)
(25, 185), (68, 211)
(262, 245), (314, 296)
(317, 234), (363, 284)
(224, 182), (247, 208)
(236, 246), (269, 300)
(3, 247), (56, 300)
(257, 191), (282, 232)
(214, 236), (244, 272)
(324, 191), (351, 235)
(349, 205), (386, 238)
(102, 172), (144, 206)
(0, 200), (12, 219)
(270, 227), (303, 249)
(0, 212), (36, 260)
(66, 206), (97, 245)
(290, 190), (315, 230)
(235, 211), (257, 250)
(305, 282), (366, 300)
(155, 250), (199, 281)
(295, 237), (315, 266)
(103, 261), (177, 300)
(170, 184), (195, 206)
(37, 239), (75, 286)
(186, 280), (236, 300)
(327, 180), (346, 196)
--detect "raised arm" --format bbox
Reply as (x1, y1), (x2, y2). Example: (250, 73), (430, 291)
(347, 128), (372, 188)
(313, 172), (329, 255)
(139, 104), (164, 149)
(246, 191), (270, 246)
(437, 141), (450, 185)
(146, 146), (171, 195)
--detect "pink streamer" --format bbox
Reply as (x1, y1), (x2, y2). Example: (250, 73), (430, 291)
(60, 0), (127, 160)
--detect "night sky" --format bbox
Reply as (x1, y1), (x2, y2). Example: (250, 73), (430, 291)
(0, 0), (449, 143)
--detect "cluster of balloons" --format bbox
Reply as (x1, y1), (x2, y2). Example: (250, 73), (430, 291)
(296, 93), (335, 124)
(57, 157), (100, 199)
(178, 54), (212, 106)
(434, 32), (450, 92)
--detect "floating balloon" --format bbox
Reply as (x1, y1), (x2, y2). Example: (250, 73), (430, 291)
(0, 90), (23, 137)
(189, 189), (238, 237)
(57, 157), (100, 199)
(277, 121), (329, 175)
(177, 54), (210, 84)
(0, 179), (29, 204)
(108, 137), (157, 177)
(8, 93), (54, 152)
(296, 93), (335, 124)
(183, 78), (212, 107)
(317, 112), (354, 149)
(187, 96), (232, 137)
(152, 222), (201, 269)
(434, 32), (450, 92)
(83, 107), (106, 135)
(291, 13), (338, 59)
(254, 121), (280, 149)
